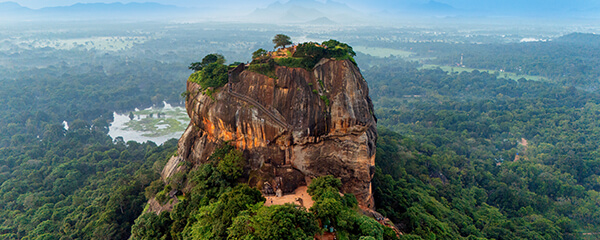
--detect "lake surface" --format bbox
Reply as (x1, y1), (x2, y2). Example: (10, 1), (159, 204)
(108, 102), (190, 145)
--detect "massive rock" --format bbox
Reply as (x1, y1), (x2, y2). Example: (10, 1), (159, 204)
(162, 58), (377, 207)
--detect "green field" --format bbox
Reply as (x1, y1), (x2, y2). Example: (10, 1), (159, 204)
(15, 36), (149, 51)
(419, 64), (548, 82)
(353, 46), (413, 58)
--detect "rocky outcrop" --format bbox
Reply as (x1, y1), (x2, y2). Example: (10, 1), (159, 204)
(162, 58), (377, 207)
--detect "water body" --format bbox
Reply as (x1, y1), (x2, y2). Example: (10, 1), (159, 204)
(108, 102), (190, 145)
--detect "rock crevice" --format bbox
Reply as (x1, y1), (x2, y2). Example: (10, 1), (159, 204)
(163, 58), (377, 207)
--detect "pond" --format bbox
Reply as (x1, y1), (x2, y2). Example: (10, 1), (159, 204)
(108, 102), (190, 145)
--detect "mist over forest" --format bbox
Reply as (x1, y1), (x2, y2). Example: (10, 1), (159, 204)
(2, 0), (600, 239)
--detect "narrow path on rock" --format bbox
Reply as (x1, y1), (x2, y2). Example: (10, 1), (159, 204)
(226, 91), (290, 130)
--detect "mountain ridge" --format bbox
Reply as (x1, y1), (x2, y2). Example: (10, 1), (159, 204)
(0, 1), (190, 20)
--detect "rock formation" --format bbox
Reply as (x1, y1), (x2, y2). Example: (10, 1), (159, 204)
(162, 57), (377, 207)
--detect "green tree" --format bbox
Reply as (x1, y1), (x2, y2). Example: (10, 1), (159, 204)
(359, 236), (376, 240)
(294, 42), (324, 58)
(189, 53), (226, 72)
(307, 175), (342, 201)
(243, 203), (319, 240)
(186, 184), (264, 240)
(310, 197), (343, 225)
(188, 60), (229, 90)
(322, 39), (356, 57)
(130, 212), (172, 240)
(43, 123), (66, 141)
(252, 48), (268, 59)
(217, 149), (246, 181)
(69, 119), (90, 131)
(272, 34), (292, 49)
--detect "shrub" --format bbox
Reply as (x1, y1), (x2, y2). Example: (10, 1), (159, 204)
(248, 59), (277, 79)
(275, 57), (305, 68)
(189, 53), (225, 71)
(188, 61), (229, 90)
(307, 175), (342, 201)
(217, 149), (246, 181)
(252, 48), (268, 59)
(155, 190), (169, 204)
(320, 95), (330, 107)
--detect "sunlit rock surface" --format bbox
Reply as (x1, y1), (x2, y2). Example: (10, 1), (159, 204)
(162, 58), (377, 207)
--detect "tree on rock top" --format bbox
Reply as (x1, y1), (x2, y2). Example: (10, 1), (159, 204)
(252, 48), (268, 59)
(189, 53), (225, 72)
(188, 53), (229, 90)
(272, 34), (292, 49)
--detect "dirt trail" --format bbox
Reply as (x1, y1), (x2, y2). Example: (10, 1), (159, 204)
(264, 186), (314, 209)
(514, 138), (529, 161)
(314, 232), (336, 240)
(519, 138), (528, 148)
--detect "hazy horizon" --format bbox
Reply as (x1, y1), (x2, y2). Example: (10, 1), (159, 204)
(4, 0), (600, 18)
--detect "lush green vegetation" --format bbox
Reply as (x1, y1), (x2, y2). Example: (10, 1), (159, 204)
(274, 56), (307, 68)
(249, 39), (357, 76)
(272, 34), (292, 49)
(5, 22), (600, 240)
(281, 39), (357, 70)
(419, 64), (547, 82)
(0, 55), (184, 240)
(248, 59), (277, 79)
(0, 111), (178, 240)
(358, 47), (600, 239)
(0, 28), (187, 239)
(0, 62), (186, 149)
(405, 33), (600, 88)
(188, 53), (226, 72)
(187, 54), (229, 90)
(131, 143), (394, 240)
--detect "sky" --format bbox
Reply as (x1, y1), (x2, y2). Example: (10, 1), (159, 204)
(8, 0), (273, 9)
(5, 0), (600, 17)
(9, 0), (598, 10)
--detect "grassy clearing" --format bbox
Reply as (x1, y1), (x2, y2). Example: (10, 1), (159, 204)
(353, 46), (413, 58)
(16, 36), (148, 51)
(419, 64), (548, 82)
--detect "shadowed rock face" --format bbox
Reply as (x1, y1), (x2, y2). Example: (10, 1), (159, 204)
(162, 58), (377, 207)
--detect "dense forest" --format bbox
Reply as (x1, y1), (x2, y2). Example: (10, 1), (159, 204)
(2, 22), (600, 239)
(130, 145), (396, 240)
(0, 56), (185, 239)
(357, 34), (600, 238)
(403, 33), (600, 88)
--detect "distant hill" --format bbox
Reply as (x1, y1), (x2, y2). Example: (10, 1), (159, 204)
(363, 0), (599, 22)
(0, 1), (32, 16)
(2, 0), (598, 24)
(305, 17), (337, 25)
(0, 1), (28, 11)
(362, 0), (467, 24)
(555, 33), (600, 47)
(0, 2), (190, 21)
(409, 0), (457, 13)
(247, 0), (364, 24)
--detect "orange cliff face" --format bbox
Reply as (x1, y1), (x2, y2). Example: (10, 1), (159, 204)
(162, 58), (378, 208)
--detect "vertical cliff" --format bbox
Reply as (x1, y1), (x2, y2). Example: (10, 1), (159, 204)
(162, 57), (377, 207)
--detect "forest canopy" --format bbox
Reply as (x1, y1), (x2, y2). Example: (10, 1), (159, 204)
(357, 47), (600, 239)
(3, 23), (600, 240)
